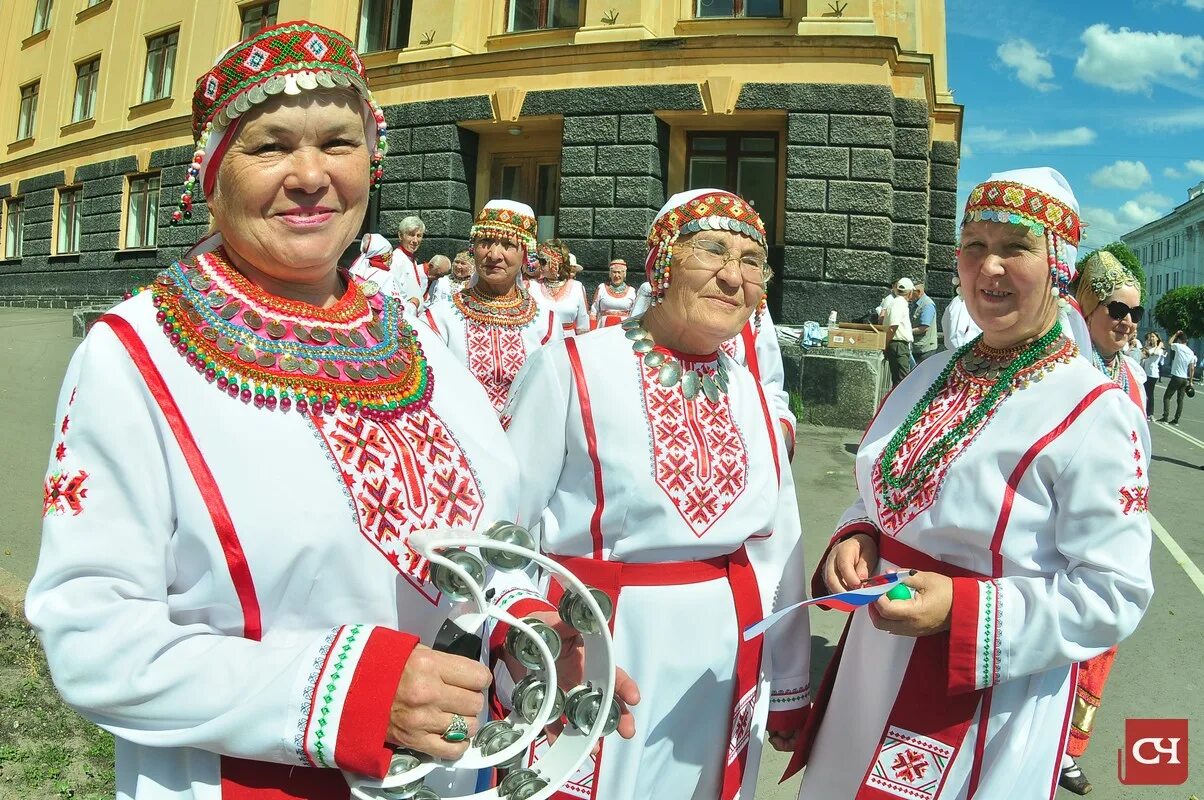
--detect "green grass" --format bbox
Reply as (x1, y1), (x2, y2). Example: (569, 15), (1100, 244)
(0, 611), (115, 799)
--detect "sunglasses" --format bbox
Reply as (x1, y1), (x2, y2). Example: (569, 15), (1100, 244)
(1104, 300), (1144, 324)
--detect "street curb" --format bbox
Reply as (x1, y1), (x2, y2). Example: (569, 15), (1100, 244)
(0, 565), (28, 620)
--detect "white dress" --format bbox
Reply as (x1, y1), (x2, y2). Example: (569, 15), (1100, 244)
(531, 279), (590, 337)
(720, 308), (797, 457)
(28, 254), (551, 800)
(791, 342), (1153, 800)
(390, 247), (426, 309)
(504, 326), (811, 800)
(423, 288), (559, 413)
(589, 283), (637, 327)
(630, 282), (654, 318)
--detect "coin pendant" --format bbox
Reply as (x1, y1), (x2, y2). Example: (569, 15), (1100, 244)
(293, 324), (312, 343)
(220, 301), (242, 321)
(632, 339), (654, 354)
(309, 326), (332, 344)
(236, 345), (257, 364)
(279, 355), (301, 373)
(657, 360), (683, 387)
(701, 374), (720, 403)
(256, 352), (277, 368)
(643, 351), (667, 368)
(681, 370), (701, 400)
(216, 336), (237, 354)
(206, 290), (228, 309)
(300, 358), (320, 376)
(189, 274), (212, 291)
(360, 280), (379, 298)
(265, 320), (287, 339)
(333, 330), (355, 347)
(241, 309), (263, 330)
(323, 362), (341, 379)
(349, 329), (367, 347)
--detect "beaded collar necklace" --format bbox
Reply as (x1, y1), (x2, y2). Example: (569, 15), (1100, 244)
(149, 249), (433, 419)
(453, 284), (539, 327)
(1093, 349), (1130, 394)
(541, 279), (572, 302)
(878, 322), (1075, 511)
(604, 283), (629, 297)
(622, 315), (729, 402)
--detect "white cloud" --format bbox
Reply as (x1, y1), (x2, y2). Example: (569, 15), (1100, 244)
(1164, 166), (1184, 179)
(1188, 160), (1204, 176)
(1136, 192), (1173, 208)
(1091, 160), (1151, 189)
(996, 38), (1058, 91)
(1075, 24), (1204, 93)
(1083, 201), (1168, 239)
(963, 125), (1096, 153)
(1141, 107), (1204, 132)
(961, 141), (974, 158)
(1188, 0), (1204, 9)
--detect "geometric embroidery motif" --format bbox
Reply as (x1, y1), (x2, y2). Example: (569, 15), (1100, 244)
(465, 321), (530, 413)
(641, 359), (748, 537)
(303, 34), (329, 60)
(204, 74), (220, 101)
(313, 407), (483, 604)
(866, 726), (955, 799)
(727, 685), (758, 766)
(43, 470), (89, 517)
(1118, 485), (1149, 515)
(244, 46), (270, 72)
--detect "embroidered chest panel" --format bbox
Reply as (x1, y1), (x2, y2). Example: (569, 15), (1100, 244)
(871, 373), (994, 534)
(312, 407), (484, 603)
(464, 322), (530, 412)
(640, 357), (749, 537)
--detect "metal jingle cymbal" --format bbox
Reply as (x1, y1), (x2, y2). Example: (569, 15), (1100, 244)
(265, 320), (287, 339)
(241, 309), (264, 330)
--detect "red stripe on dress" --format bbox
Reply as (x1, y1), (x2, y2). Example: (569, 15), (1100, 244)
(988, 384), (1113, 576)
(541, 311), (557, 345)
(565, 339), (606, 558)
(1048, 662), (1080, 800)
(965, 687), (993, 796)
(422, 308), (440, 336)
(740, 322), (762, 382)
(100, 314), (262, 641)
(220, 758), (349, 799)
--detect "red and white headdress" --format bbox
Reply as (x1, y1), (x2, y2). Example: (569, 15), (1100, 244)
(471, 199), (539, 278)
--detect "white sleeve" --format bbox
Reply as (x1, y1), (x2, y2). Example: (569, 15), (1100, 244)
(26, 324), (414, 777)
(947, 390), (1154, 693)
(754, 313), (796, 444)
(631, 284), (652, 317)
(501, 345), (570, 530)
(573, 285), (591, 333)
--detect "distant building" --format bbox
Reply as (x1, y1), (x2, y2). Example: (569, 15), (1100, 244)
(0, 0), (962, 323)
(1122, 181), (1204, 356)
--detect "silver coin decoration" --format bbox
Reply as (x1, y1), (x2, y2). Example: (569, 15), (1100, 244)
(480, 522), (535, 571)
(657, 360), (683, 387)
(505, 618), (561, 670)
(643, 350), (667, 368)
(681, 370), (701, 400)
(631, 338), (654, 354)
(624, 328), (649, 341)
(429, 550), (486, 600)
(620, 316), (643, 330)
(701, 374), (720, 403)
(557, 587), (613, 634)
(628, 319), (730, 402)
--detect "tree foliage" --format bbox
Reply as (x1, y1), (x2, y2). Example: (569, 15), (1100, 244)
(1153, 285), (1204, 339)
(1077, 241), (1147, 303)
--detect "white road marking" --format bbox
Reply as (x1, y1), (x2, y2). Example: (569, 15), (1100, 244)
(1153, 420), (1204, 450)
(1150, 513), (1204, 600)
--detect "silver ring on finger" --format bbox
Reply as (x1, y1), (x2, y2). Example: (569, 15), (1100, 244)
(442, 714), (469, 743)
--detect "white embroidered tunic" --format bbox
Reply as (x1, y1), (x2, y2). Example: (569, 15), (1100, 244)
(27, 266), (550, 800)
(589, 283), (637, 325)
(504, 326), (811, 800)
(530, 279), (590, 337)
(792, 347), (1153, 800)
(720, 307), (797, 456)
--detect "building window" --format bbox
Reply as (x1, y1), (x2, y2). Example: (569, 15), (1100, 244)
(4, 198), (24, 259)
(359, 0), (412, 52)
(240, 1), (278, 39)
(72, 58), (100, 122)
(32, 0), (52, 34)
(507, 0), (581, 32)
(87, 0), (105, 6)
(695, 0), (783, 18)
(142, 30), (178, 103)
(125, 174), (160, 249)
(687, 132), (780, 242)
(17, 81), (39, 140)
(56, 187), (82, 254)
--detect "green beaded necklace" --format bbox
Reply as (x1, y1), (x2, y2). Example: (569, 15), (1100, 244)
(877, 320), (1064, 512)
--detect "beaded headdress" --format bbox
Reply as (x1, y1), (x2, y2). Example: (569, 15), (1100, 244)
(1076, 250), (1140, 321)
(471, 199), (539, 276)
(644, 189), (767, 307)
(536, 241), (565, 274)
(175, 20), (388, 226)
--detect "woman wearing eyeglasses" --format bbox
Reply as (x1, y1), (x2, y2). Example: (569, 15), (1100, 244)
(502, 189), (811, 799)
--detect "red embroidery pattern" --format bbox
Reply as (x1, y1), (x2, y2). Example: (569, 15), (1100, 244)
(43, 470), (89, 516)
(892, 749), (929, 782)
(641, 359), (748, 537)
(313, 407), (483, 602)
(465, 322), (529, 412)
(872, 373), (994, 533)
(1119, 486), (1149, 515)
(55, 442), (67, 461)
(60, 415), (70, 434)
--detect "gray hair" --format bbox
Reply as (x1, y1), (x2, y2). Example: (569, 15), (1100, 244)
(398, 215), (426, 235)
(428, 254), (451, 269)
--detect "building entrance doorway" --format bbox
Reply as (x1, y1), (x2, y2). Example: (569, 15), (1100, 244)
(490, 152), (560, 241)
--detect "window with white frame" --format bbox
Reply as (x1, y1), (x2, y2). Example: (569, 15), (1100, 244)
(359, 0), (412, 52)
(18, 81), (39, 140)
(125, 174), (160, 249)
(87, 0), (105, 6)
(240, 1), (279, 39)
(73, 58), (100, 123)
(4, 198), (24, 259)
(695, 0), (783, 17)
(57, 187), (82, 254)
(506, 0), (581, 32)
(32, 0), (52, 34)
(142, 30), (178, 103)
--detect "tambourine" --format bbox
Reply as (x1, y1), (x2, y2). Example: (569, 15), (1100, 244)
(345, 522), (617, 800)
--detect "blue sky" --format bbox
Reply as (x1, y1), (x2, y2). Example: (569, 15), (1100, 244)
(947, 0), (1204, 248)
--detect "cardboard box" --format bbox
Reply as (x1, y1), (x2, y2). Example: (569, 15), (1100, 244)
(827, 323), (887, 351)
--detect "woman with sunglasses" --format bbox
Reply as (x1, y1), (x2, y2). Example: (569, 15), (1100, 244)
(502, 189), (810, 799)
(1053, 250), (1147, 793)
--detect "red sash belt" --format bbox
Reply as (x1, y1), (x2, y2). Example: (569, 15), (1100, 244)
(787, 536), (990, 799)
(550, 549), (763, 800)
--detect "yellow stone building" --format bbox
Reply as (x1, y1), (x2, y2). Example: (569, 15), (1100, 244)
(0, 0), (962, 322)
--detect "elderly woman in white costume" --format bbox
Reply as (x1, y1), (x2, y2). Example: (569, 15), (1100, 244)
(530, 239), (591, 337)
(589, 258), (637, 329)
(504, 189), (811, 800)
(785, 167), (1153, 799)
(423, 200), (559, 413)
(26, 22), (582, 800)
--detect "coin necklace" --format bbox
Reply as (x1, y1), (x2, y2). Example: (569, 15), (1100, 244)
(621, 315), (728, 402)
(1092, 348), (1130, 395)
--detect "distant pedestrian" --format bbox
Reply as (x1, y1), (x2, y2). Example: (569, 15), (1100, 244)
(422, 254), (453, 308)
(910, 281), (938, 363)
(1158, 331), (1198, 425)
(880, 277), (914, 385)
(1140, 332), (1165, 421)
(941, 293), (982, 349)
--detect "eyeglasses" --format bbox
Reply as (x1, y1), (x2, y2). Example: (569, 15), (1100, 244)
(1104, 300), (1144, 324)
(674, 239), (770, 283)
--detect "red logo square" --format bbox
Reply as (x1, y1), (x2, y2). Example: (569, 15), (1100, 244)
(1118, 718), (1188, 785)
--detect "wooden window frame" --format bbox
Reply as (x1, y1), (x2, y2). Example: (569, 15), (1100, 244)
(55, 186), (83, 255)
(685, 130), (780, 243)
(73, 57), (100, 123)
(142, 29), (179, 104)
(32, 0), (53, 34)
(693, 0), (784, 18)
(4, 197), (25, 259)
(18, 81), (40, 140)
(239, 1), (279, 40)
(358, 0), (413, 53)
(504, 0), (583, 33)
(125, 173), (161, 250)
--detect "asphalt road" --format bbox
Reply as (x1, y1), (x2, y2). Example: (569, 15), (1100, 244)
(0, 308), (1201, 799)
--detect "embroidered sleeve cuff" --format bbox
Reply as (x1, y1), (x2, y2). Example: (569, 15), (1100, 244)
(298, 624), (418, 778)
(948, 577), (999, 694)
(810, 520), (880, 601)
(769, 679), (811, 714)
(486, 587), (556, 655)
